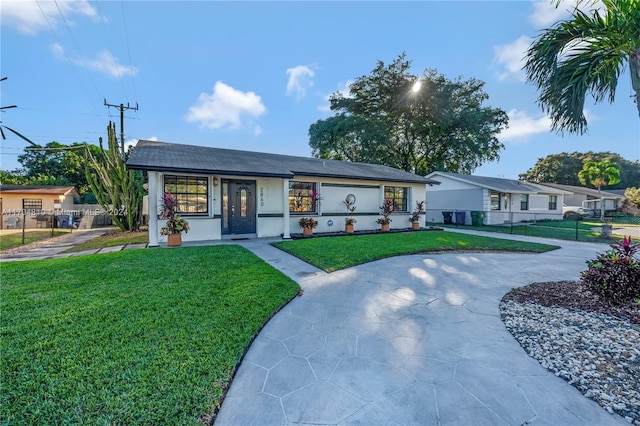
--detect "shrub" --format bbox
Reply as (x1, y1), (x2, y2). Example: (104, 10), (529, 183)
(581, 236), (640, 305)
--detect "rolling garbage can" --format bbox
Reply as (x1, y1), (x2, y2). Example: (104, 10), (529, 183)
(442, 211), (453, 224)
(455, 211), (466, 225)
(470, 211), (484, 226)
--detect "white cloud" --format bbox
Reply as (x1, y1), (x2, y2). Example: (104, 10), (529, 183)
(493, 36), (532, 82)
(500, 109), (552, 141)
(51, 43), (138, 78)
(185, 81), (267, 130)
(2, 0), (98, 35)
(529, 0), (606, 27)
(286, 65), (315, 101)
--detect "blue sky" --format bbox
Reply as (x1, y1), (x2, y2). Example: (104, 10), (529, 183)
(1, 0), (639, 180)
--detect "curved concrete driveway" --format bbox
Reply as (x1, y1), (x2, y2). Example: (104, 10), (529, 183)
(216, 232), (626, 425)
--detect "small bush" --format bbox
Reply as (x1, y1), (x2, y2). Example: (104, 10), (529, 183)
(581, 236), (640, 305)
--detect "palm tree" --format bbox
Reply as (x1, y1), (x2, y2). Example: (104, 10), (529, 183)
(578, 160), (621, 219)
(524, 0), (640, 135)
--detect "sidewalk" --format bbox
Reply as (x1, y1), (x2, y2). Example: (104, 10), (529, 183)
(0, 228), (146, 262)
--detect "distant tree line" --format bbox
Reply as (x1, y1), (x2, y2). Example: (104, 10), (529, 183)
(519, 151), (640, 190)
(0, 141), (104, 202)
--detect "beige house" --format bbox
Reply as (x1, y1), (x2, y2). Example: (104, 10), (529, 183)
(0, 185), (79, 229)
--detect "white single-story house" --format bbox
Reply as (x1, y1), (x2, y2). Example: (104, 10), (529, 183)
(537, 183), (624, 214)
(0, 185), (79, 229)
(127, 140), (440, 246)
(424, 171), (571, 225)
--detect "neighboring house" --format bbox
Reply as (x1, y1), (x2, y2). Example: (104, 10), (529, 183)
(424, 172), (570, 225)
(0, 185), (79, 229)
(126, 140), (439, 246)
(538, 183), (624, 213)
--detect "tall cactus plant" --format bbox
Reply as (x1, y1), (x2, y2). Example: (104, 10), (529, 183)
(85, 121), (144, 231)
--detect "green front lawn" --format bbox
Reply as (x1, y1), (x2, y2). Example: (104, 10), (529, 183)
(273, 230), (559, 272)
(0, 229), (73, 251)
(1, 246), (300, 425)
(442, 220), (614, 242)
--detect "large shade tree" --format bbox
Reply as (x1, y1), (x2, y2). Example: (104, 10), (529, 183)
(524, 0), (640, 134)
(309, 53), (508, 175)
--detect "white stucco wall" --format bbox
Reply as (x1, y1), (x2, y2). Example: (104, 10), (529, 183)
(147, 170), (428, 243)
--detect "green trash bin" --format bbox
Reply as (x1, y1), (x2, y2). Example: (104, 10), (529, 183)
(470, 211), (484, 226)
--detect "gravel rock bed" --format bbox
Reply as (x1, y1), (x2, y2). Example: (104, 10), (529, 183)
(500, 282), (640, 424)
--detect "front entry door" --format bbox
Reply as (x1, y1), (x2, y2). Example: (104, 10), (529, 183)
(229, 181), (256, 234)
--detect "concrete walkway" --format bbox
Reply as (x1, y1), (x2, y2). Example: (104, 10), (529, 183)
(216, 232), (626, 425)
(0, 228), (146, 262)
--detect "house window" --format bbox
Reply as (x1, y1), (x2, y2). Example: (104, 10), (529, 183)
(549, 195), (558, 210)
(384, 186), (408, 212)
(289, 181), (318, 214)
(490, 193), (501, 210)
(22, 198), (42, 211)
(163, 175), (208, 215)
(520, 194), (529, 211)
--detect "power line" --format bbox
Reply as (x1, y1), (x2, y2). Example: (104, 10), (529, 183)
(120, 0), (138, 106)
(93, 1), (130, 104)
(35, 0), (103, 115)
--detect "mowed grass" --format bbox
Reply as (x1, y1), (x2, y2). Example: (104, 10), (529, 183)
(273, 230), (559, 272)
(1, 246), (300, 425)
(63, 230), (148, 253)
(0, 229), (73, 251)
(442, 220), (615, 242)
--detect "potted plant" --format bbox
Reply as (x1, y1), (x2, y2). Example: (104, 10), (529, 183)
(299, 217), (318, 236)
(160, 192), (190, 246)
(343, 194), (357, 233)
(377, 197), (394, 231)
(409, 200), (425, 230)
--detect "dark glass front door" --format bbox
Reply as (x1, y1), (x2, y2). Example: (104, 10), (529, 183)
(228, 181), (256, 234)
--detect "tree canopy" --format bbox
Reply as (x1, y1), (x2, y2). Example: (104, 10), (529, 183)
(308, 53), (509, 175)
(578, 160), (621, 191)
(524, 0), (640, 134)
(519, 151), (640, 189)
(3, 141), (104, 195)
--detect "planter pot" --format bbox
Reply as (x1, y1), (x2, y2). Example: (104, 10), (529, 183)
(302, 226), (313, 236)
(411, 222), (420, 230)
(167, 233), (182, 247)
(345, 223), (354, 233)
(381, 223), (390, 232)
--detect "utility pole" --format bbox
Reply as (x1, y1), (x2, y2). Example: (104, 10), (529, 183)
(104, 99), (139, 157)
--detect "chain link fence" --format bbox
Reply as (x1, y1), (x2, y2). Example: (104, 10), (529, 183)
(425, 209), (640, 242)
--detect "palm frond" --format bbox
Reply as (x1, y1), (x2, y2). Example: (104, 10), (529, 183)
(524, 1), (639, 133)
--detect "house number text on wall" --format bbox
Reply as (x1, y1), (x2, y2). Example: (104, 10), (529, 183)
(260, 188), (264, 207)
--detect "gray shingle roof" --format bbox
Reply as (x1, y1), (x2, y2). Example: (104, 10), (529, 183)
(538, 183), (624, 199)
(426, 171), (570, 194)
(127, 140), (438, 184)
